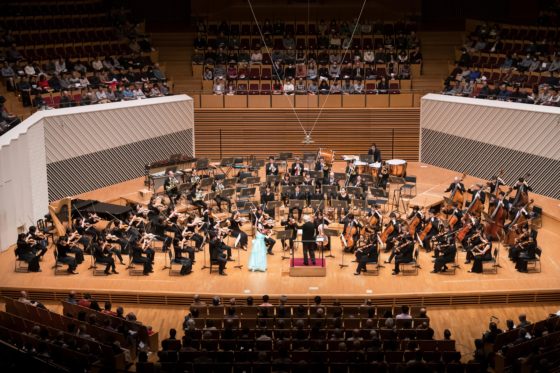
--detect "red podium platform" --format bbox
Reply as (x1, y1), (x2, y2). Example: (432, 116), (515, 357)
(289, 258), (327, 277)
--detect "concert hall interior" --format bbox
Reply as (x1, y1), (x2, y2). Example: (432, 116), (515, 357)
(0, 0), (560, 372)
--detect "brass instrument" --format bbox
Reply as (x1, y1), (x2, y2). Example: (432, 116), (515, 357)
(166, 177), (179, 192)
(191, 175), (201, 184)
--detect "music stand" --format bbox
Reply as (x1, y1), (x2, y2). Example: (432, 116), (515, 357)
(221, 188), (235, 199)
(322, 185), (338, 196)
(223, 178), (238, 188)
(361, 174), (374, 183)
(220, 157), (234, 167)
(346, 187), (363, 198)
(266, 200), (283, 219)
(331, 200), (348, 210)
(276, 230), (294, 260)
(266, 175), (280, 190)
(239, 172), (253, 180)
(308, 171), (323, 179)
(360, 154), (375, 163)
(205, 191), (216, 201)
(245, 177), (261, 185)
(199, 177), (214, 188)
(239, 187), (256, 200)
(334, 173), (347, 182)
(323, 227), (339, 258)
(388, 176), (406, 185)
(290, 175), (304, 184)
(309, 200), (325, 210)
(289, 200), (305, 209)
(353, 198), (368, 210)
(299, 185), (313, 195)
(281, 186), (295, 195)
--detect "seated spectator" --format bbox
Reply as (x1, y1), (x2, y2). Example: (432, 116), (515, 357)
(482, 321), (503, 343)
(225, 82), (236, 95)
(272, 79), (283, 95)
(329, 80), (341, 94)
(283, 79), (295, 95)
(203, 67), (214, 81)
(213, 78), (225, 95)
(1, 62), (16, 91)
(396, 305), (412, 320)
(318, 79), (330, 94)
(295, 78), (307, 95)
(341, 80), (354, 95)
(32, 93), (48, 110)
(308, 80), (319, 95)
(250, 49), (263, 65)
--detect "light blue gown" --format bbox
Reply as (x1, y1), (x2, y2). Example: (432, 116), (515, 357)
(248, 232), (268, 272)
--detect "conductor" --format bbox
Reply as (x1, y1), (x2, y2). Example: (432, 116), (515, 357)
(297, 215), (317, 266)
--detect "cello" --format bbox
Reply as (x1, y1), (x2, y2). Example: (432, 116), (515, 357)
(342, 217), (358, 251)
(456, 213), (473, 242)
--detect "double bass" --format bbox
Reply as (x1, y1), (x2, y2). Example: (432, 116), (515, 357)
(504, 199), (534, 246)
(450, 173), (467, 206)
(483, 189), (513, 240)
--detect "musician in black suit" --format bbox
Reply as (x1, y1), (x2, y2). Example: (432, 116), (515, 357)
(290, 156), (304, 176)
(297, 215), (317, 265)
(509, 224), (537, 264)
(368, 143), (382, 163)
(515, 226), (538, 273)
(383, 213), (401, 253)
(432, 236), (457, 273)
(164, 170), (180, 204)
(466, 183), (486, 215)
(444, 176), (466, 195)
(27, 226), (48, 258)
(131, 237), (154, 275)
(265, 156), (279, 176)
(172, 237), (194, 275)
(511, 177), (532, 208)
(92, 238), (118, 275)
(212, 179), (231, 213)
(420, 209), (440, 251)
(55, 236), (78, 274)
(341, 213), (362, 252)
(280, 214), (298, 250)
(314, 156), (329, 182)
(345, 160), (358, 185)
(260, 185), (276, 219)
(468, 233), (492, 273)
(289, 185), (306, 221)
(209, 233), (228, 275)
(392, 236), (414, 275)
(354, 236), (379, 275)
(15, 233), (41, 272)
(188, 184), (207, 213)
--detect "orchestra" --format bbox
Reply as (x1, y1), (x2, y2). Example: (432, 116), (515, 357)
(25, 148), (543, 280)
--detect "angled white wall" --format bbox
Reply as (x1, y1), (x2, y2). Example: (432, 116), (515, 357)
(0, 95), (194, 251)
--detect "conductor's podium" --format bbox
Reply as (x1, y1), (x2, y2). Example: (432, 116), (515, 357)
(289, 258), (327, 277)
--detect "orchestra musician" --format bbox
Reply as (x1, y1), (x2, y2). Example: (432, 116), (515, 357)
(431, 234), (457, 273)
(341, 212), (362, 252)
(513, 225), (539, 273)
(265, 156), (279, 176)
(131, 235), (155, 275)
(183, 215), (205, 251)
(258, 217), (276, 255)
(467, 231), (492, 273)
(280, 214), (298, 250)
(15, 233), (41, 272)
(345, 159), (358, 185)
(78, 213), (101, 241)
(302, 173), (314, 186)
(459, 214), (480, 249)
(352, 175), (366, 199)
(164, 170), (180, 204)
(314, 156), (329, 182)
(26, 226), (48, 258)
(382, 212), (401, 253)
(290, 185), (306, 221)
(64, 229), (86, 264)
(419, 209), (440, 251)
(368, 204), (384, 232)
(92, 237), (119, 275)
(229, 211), (249, 250)
(510, 177), (532, 209)
(260, 184), (276, 218)
(280, 173), (294, 206)
(504, 204), (531, 238)
(377, 162), (390, 190)
(315, 210), (332, 251)
(444, 176), (466, 200)
(209, 231), (229, 275)
(406, 206), (424, 235)
(55, 236), (79, 274)
(311, 184), (325, 202)
(384, 231), (410, 264)
(466, 183), (486, 216)
(172, 236), (193, 275)
(392, 232), (415, 275)
(290, 156), (304, 176)
(189, 184), (207, 214)
(446, 202), (464, 230)
(354, 235), (379, 275)
(297, 215), (317, 266)
(336, 187), (352, 220)
(212, 178), (231, 213)
(509, 224), (537, 264)
(368, 143), (382, 163)
(487, 174), (506, 196)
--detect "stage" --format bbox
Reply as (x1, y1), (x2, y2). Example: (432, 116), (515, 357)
(1, 162), (559, 307)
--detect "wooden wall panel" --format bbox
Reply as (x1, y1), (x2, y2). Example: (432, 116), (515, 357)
(194, 108), (420, 161)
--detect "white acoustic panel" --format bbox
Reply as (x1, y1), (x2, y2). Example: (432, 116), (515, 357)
(420, 94), (560, 199)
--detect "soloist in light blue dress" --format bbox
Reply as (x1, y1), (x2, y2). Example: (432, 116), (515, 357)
(248, 232), (268, 272)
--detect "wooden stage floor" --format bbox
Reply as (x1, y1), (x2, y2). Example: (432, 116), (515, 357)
(1, 162), (559, 304)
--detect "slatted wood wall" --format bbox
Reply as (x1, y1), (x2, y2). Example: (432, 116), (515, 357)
(194, 108), (420, 160)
